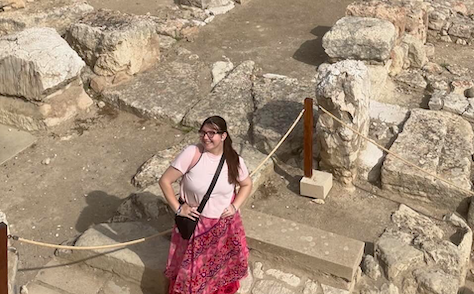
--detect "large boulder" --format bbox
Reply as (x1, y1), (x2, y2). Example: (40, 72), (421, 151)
(252, 75), (315, 159)
(315, 61), (370, 186)
(183, 61), (255, 138)
(0, 27), (84, 101)
(0, 0), (93, 36)
(66, 9), (160, 77)
(381, 109), (473, 215)
(322, 17), (397, 62)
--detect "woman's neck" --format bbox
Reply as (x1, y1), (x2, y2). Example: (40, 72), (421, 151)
(207, 146), (223, 156)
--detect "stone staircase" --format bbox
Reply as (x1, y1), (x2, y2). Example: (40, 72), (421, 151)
(26, 209), (364, 294)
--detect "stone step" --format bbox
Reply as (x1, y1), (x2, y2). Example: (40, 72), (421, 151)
(27, 258), (149, 294)
(56, 221), (170, 293)
(241, 208), (364, 291)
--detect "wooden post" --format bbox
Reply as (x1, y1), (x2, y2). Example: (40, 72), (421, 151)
(0, 222), (7, 294)
(304, 98), (313, 178)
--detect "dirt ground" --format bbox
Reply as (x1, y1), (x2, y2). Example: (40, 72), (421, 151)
(1, 0), (471, 288)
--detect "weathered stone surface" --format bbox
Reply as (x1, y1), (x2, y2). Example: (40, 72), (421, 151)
(180, 0), (232, 9)
(404, 1), (429, 43)
(375, 230), (424, 280)
(265, 269), (301, 287)
(321, 284), (350, 294)
(446, 213), (472, 286)
(251, 280), (295, 294)
(59, 222), (170, 293)
(322, 17), (396, 62)
(428, 90), (445, 111)
(102, 58), (210, 124)
(1, 0), (25, 9)
(389, 45), (408, 76)
(413, 268), (459, 294)
(381, 109), (473, 214)
(368, 64), (389, 101)
(345, 1), (406, 38)
(395, 70), (427, 89)
(379, 283), (399, 294)
(111, 191), (173, 223)
(358, 142), (384, 183)
(451, 80), (474, 95)
(0, 79), (93, 131)
(303, 280), (321, 294)
(237, 268), (253, 294)
(183, 61), (255, 137)
(66, 9), (160, 77)
(361, 255), (381, 280)
(316, 60), (370, 186)
(0, 28), (84, 101)
(0, 0), (93, 36)
(252, 75), (314, 158)
(443, 92), (469, 115)
(211, 61), (234, 87)
(391, 204), (444, 240)
(401, 34), (427, 68)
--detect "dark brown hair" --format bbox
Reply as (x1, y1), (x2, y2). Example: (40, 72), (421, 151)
(200, 116), (240, 185)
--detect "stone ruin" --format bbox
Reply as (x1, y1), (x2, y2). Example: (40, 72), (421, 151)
(2, 0), (474, 293)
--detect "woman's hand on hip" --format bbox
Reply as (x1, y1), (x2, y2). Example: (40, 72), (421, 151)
(179, 203), (200, 220)
(221, 203), (237, 218)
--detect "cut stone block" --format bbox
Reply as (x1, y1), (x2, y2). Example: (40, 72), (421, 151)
(66, 9), (160, 77)
(322, 17), (397, 62)
(57, 222), (170, 293)
(25, 283), (64, 294)
(242, 209), (364, 290)
(179, 0), (232, 9)
(0, 0), (93, 36)
(381, 109), (474, 215)
(0, 27), (84, 101)
(102, 59), (210, 124)
(300, 170), (333, 199)
(0, 79), (93, 131)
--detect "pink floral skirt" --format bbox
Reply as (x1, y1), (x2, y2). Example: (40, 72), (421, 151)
(165, 212), (249, 294)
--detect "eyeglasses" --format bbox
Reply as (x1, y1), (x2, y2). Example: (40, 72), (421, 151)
(198, 130), (224, 139)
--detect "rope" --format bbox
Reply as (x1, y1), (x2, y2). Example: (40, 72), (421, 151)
(318, 105), (474, 196)
(9, 109), (306, 251)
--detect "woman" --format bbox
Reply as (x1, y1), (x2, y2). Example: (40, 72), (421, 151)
(159, 116), (253, 294)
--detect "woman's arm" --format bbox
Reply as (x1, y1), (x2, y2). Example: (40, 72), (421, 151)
(159, 166), (201, 220)
(221, 176), (252, 217)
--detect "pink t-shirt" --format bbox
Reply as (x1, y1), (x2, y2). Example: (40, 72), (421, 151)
(171, 145), (250, 219)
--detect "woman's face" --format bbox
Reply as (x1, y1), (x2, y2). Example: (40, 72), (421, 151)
(199, 124), (227, 152)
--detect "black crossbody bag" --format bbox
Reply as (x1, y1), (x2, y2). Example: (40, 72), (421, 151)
(175, 155), (225, 240)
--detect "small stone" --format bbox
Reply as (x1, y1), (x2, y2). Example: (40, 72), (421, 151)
(312, 199), (325, 205)
(390, 126), (399, 134)
(41, 158), (51, 165)
(97, 101), (106, 108)
(253, 262), (264, 279)
(362, 255), (381, 280)
(20, 285), (28, 294)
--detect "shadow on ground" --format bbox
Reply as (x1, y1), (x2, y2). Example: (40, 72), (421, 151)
(293, 26), (331, 67)
(75, 190), (124, 232)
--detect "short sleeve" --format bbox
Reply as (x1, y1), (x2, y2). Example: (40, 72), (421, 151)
(171, 145), (197, 174)
(237, 157), (250, 182)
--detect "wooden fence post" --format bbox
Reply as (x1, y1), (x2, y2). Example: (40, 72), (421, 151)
(304, 98), (313, 178)
(0, 222), (7, 294)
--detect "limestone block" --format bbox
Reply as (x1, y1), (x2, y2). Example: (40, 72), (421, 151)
(265, 269), (301, 287)
(446, 213), (472, 287)
(300, 170), (333, 199)
(66, 9), (160, 77)
(303, 280), (321, 294)
(345, 1), (406, 38)
(361, 255), (381, 280)
(401, 34), (427, 68)
(389, 46), (407, 76)
(443, 92), (469, 115)
(428, 90), (445, 111)
(391, 204), (444, 240)
(211, 61), (234, 87)
(322, 17), (397, 62)
(321, 284), (350, 294)
(403, 1), (429, 44)
(180, 0), (232, 9)
(251, 280), (295, 294)
(0, 79), (93, 131)
(252, 75), (314, 158)
(448, 21), (473, 39)
(451, 80), (474, 95)
(381, 109), (473, 215)
(102, 59), (210, 124)
(61, 222), (170, 293)
(183, 61), (255, 138)
(1, 0), (25, 9)
(368, 64), (390, 100)
(413, 268), (459, 294)
(316, 60), (370, 185)
(0, 27), (84, 101)
(375, 230), (424, 280)
(0, 1), (94, 36)
(358, 142), (384, 183)
(394, 70), (427, 89)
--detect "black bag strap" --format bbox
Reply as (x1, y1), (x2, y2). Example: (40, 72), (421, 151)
(197, 155), (225, 213)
